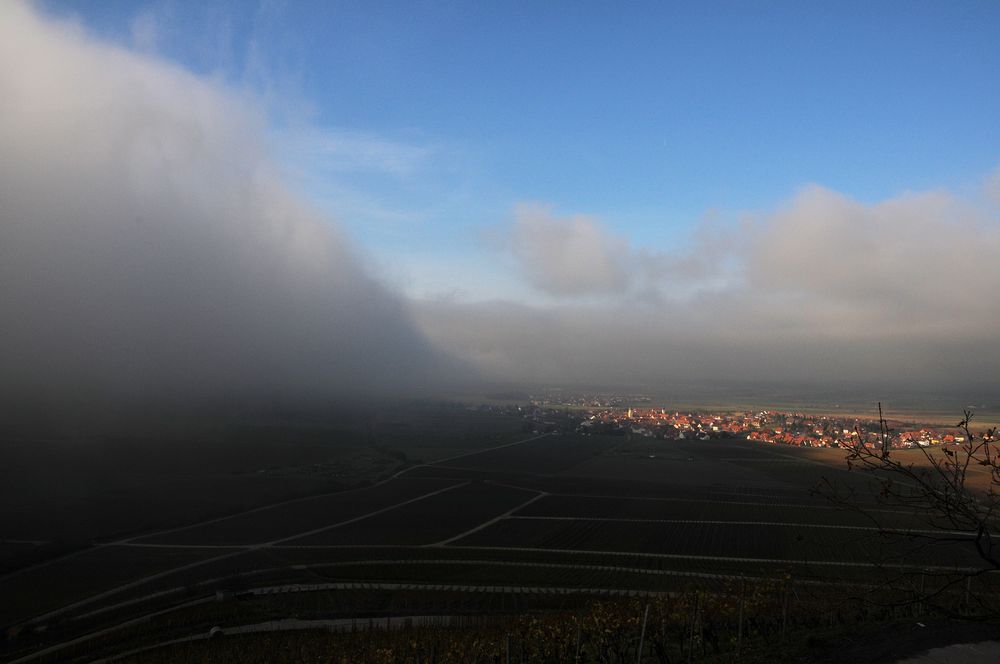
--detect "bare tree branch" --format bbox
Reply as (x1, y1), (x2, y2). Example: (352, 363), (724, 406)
(816, 404), (1000, 616)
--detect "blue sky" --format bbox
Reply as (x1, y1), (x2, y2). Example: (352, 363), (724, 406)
(41, 0), (1000, 300)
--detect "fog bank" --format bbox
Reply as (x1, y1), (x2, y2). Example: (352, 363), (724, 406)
(0, 2), (465, 418)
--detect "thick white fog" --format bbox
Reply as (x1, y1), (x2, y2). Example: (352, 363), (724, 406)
(0, 2), (463, 408)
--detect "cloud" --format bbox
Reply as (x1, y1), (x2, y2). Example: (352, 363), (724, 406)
(746, 185), (1000, 335)
(986, 166), (1000, 206)
(502, 204), (743, 301)
(417, 179), (1000, 392)
(280, 128), (434, 178)
(507, 204), (631, 295)
(0, 1), (464, 414)
(129, 9), (160, 53)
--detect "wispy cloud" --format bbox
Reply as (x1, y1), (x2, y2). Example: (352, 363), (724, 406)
(281, 128), (434, 178)
(272, 126), (453, 229)
(129, 9), (160, 53)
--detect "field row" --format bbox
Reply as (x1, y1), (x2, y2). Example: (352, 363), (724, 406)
(487, 473), (838, 505)
(423, 434), (611, 475)
(301, 560), (740, 595)
(0, 481), (539, 625)
(139, 477), (460, 546)
(450, 517), (982, 568)
(511, 494), (927, 529)
(0, 545), (230, 626)
(286, 482), (537, 546)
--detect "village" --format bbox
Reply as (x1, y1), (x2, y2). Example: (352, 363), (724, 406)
(500, 398), (967, 450)
(578, 406), (967, 449)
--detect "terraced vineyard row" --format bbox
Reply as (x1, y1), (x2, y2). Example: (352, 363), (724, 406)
(139, 477), (459, 546)
(513, 493), (926, 529)
(452, 517), (982, 568)
(288, 481), (537, 546)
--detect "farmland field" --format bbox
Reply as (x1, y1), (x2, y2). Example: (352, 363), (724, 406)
(512, 494), (907, 528)
(287, 481), (538, 546)
(1, 410), (988, 664)
(431, 433), (614, 474)
(0, 545), (234, 626)
(138, 477), (460, 546)
(0, 404), (526, 545)
(450, 518), (980, 568)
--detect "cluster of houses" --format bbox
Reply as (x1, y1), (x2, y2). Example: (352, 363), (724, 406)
(486, 393), (973, 450)
(570, 406), (962, 450)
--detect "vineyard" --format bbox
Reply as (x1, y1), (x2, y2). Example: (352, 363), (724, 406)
(111, 585), (1000, 663)
(139, 477), (460, 546)
(3, 426), (998, 663)
(287, 482), (537, 546)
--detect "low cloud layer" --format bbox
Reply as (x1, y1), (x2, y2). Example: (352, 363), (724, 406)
(748, 186), (1000, 336)
(504, 204), (741, 300)
(507, 204), (630, 296)
(0, 2), (462, 410)
(418, 181), (1000, 392)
